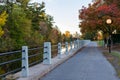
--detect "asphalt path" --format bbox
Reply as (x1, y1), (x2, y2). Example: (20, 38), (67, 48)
(40, 42), (119, 80)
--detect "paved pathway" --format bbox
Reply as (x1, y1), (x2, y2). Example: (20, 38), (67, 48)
(40, 42), (119, 80)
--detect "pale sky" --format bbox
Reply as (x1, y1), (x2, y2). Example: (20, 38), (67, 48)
(30, 0), (93, 34)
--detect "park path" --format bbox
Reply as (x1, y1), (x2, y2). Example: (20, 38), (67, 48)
(40, 42), (119, 80)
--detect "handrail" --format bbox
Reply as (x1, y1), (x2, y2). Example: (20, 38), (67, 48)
(51, 44), (58, 58)
(0, 46), (44, 79)
(28, 46), (43, 67)
(0, 58), (23, 66)
(0, 50), (21, 56)
(29, 59), (43, 67)
(51, 48), (58, 52)
(0, 66), (25, 78)
(51, 45), (58, 47)
(28, 46), (43, 51)
(28, 53), (42, 58)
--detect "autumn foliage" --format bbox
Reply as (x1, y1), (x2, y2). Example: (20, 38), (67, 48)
(79, 0), (120, 37)
(0, 11), (8, 37)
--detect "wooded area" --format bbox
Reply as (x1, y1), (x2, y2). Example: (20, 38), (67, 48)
(0, 1), (73, 52)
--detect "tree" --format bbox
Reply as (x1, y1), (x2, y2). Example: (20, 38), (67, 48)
(79, 0), (120, 38)
(65, 31), (70, 38)
(0, 1), (58, 51)
(28, 2), (46, 30)
(16, 0), (30, 9)
(82, 31), (97, 40)
(7, 4), (32, 48)
(0, 11), (8, 37)
(27, 2), (54, 41)
(48, 28), (59, 44)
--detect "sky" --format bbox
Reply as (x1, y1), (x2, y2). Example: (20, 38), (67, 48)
(30, 0), (93, 34)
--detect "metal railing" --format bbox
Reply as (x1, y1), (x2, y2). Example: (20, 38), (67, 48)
(28, 46), (44, 67)
(0, 46), (44, 79)
(0, 50), (23, 79)
(51, 44), (58, 58)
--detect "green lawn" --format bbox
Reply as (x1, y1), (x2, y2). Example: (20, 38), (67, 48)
(96, 40), (104, 47)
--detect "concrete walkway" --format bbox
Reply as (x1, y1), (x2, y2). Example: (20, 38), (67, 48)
(40, 42), (119, 80)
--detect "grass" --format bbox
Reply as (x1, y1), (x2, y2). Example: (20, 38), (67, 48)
(96, 40), (104, 47)
(111, 52), (120, 59)
(103, 51), (120, 77)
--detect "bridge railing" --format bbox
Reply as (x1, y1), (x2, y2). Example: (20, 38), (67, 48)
(28, 46), (44, 67)
(51, 44), (58, 58)
(0, 50), (23, 79)
(0, 40), (90, 79)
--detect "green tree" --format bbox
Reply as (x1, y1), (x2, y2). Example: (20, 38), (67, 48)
(16, 0), (30, 9)
(6, 4), (32, 49)
(0, 11), (8, 37)
(82, 31), (97, 40)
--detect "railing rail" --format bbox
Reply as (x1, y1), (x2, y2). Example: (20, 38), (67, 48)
(0, 50), (21, 56)
(0, 58), (23, 66)
(28, 46), (44, 67)
(0, 50), (22, 79)
(0, 67), (24, 78)
(51, 44), (58, 58)
(28, 46), (43, 51)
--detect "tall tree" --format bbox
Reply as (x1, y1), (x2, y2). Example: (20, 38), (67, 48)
(8, 4), (32, 48)
(79, 0), (120, 38)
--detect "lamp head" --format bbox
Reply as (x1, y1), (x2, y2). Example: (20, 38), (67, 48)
(106, 19), (112, 24)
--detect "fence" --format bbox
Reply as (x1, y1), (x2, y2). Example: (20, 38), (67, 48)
(0, 40), (90, 79)
(0, 46), (44, 79)
(0, 50), (22, 79)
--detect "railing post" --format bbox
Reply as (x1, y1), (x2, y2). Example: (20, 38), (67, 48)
(43, 42), (51, 64)
(75, 40), (77, 48)
(81, 40), (84, 46)
(79, 40), (81, 48)
(70, 41), (72, 50)
(65, 42), (68, 55)
(21, 46), (29, 77)
(78, 40), (80, 48)
(76, 40), (78, 48)
(74, 40), (76, 49)
(58, 43), (62, 58)
(77, 40), (79, 48)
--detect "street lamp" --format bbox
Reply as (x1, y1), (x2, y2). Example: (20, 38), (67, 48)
(106, 18), (112, 53)
(106, 19), (112, 25)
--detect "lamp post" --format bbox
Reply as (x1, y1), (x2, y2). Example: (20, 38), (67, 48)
(106, 18), (112, 53)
